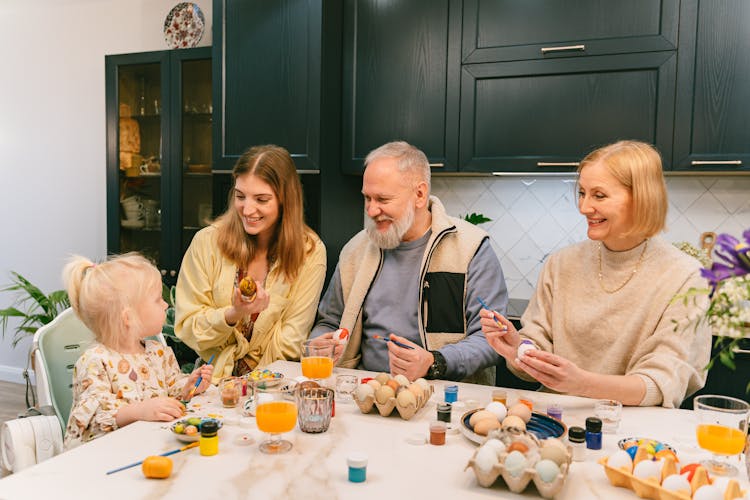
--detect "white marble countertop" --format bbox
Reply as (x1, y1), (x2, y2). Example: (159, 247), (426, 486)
(0, 360), (747, 500)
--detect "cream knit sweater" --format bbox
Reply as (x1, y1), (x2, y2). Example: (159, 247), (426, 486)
(515, 237), (711, 408)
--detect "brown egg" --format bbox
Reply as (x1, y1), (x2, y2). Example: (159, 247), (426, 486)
(407, 383), (423, 401)
(385, 379), (401, 393)
(508, 403), (532, 423)
(469, 410), (498, 428)
(375, 385), (395, 404)
(507, 441), (530, 454)
(474, 418), (502, 436)
(502, 415), (527, 431)
(396, 389), (417, 408)
(375, 372), (391, 385)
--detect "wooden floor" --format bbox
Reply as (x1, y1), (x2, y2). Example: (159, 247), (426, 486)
(0, 380), (28, 425)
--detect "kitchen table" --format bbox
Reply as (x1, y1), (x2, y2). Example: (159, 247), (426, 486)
(0, 360), (747, 499)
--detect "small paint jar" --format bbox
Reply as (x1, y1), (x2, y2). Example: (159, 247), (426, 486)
(429, 420), (447, 446)
(546, 404), (563, 421)
(199, 420), (219, 456)
(585, 417), (603, 450)
(444, 385), (458, 403)
(436, 402), (452, 423)
(567, 426), (586, 462)
(347, 453), (368, 482)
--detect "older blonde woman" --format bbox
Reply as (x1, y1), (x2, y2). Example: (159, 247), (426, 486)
(481, 140), (711, 408)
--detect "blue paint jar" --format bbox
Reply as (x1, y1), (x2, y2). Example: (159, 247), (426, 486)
(585, 417), (602, 450)
(444, 385), (458, 403)
(347, 453), (368, 483)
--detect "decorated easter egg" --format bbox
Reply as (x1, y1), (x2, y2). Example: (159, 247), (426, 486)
(484, 401), (507, 422)
(625, 445), (639, 460)
(503, 450), (527, 477)
(517, 339), (537, 358)
(606, 450), (633, 472)
(507, 403), (532, 423)
(535, 459), (560, 483)
(661, 473), (691, 493)
(474, 445), (498, 473)
(633, 459), (661, 481)
(693, 485), (723, 500)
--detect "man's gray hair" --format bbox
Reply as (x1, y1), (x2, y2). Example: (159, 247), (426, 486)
(364, 141), (431, 191)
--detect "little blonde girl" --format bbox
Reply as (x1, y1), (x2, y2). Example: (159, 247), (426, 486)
(63, 253), (213, 449)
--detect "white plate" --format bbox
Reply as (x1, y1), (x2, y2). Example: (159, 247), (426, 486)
(163, 2), (205, 49)
(121, 219), (144, 229)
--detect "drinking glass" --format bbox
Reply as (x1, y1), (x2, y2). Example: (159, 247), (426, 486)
(219, 376), (241, 408)
(335, 374), (358, 403)
(298, 387), (334, 433)
(694, 394), (750, 476)
(255, 383), (297, 454)
(300, 339), (335, 381)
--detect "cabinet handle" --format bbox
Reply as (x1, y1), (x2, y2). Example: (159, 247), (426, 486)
(732, 347), (750, 356)
(429, 163), (445, 168)
(537, 162), (580, 167)
(541, 44), (585, 54)
(170, 270), (177, 277)
(690, 160), (742, 166)
(160, 269), (167, 276)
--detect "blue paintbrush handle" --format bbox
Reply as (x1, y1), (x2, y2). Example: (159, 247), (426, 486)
(106, 442), (198, 475)
(477, 297), (505, 328)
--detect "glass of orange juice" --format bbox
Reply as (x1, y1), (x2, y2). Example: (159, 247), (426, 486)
(694, 394), (750, 476)
(300, 339), (335, 381)
(255, 383), (297, 454)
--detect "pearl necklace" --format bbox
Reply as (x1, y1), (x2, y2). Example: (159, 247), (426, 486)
(597, 239), (648, 294)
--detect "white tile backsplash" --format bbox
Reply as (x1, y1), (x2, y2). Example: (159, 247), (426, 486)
(433, 175), (750, 301)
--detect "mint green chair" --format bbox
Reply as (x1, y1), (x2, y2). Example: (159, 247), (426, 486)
(32, 308), (96, 432)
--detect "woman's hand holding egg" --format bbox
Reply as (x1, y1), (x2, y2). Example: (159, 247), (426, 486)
(516, 350), (587, 394)
(226, 280), (270, 325)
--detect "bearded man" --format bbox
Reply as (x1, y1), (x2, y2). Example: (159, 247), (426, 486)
(310, 141), (508, 384)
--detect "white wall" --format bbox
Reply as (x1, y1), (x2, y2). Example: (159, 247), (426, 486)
(0, 0), (212, 383)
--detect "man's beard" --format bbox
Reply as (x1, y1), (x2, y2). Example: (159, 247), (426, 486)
(365, 203), (416, 249)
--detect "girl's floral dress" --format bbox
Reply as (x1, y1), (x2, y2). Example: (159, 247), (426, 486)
(64, 340), (187, 449)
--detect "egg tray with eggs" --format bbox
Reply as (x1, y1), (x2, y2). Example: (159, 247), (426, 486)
(353, 373), (433, 420)
(465, 427), (572, 499)
(600, 446), (747, 500)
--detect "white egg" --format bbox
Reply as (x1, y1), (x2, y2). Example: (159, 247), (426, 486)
(709, 477), (730, 495)
(482, 438), (507, 458)
(661, 473), (691, 493)
(606, 450), (633, 471)
(484, 401), (507, 422)
(503, 450), (527, 477)
(693, 485), (724, 500)
(393, 374), (410, 387)
(474, 445), (498, 473)
(354, 383), (374, 402)
(632, 459), (661, 481)
(534, 459), (560, 483)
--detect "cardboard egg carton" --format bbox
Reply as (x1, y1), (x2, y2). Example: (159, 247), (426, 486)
(465, 433), (572, 499)
(354, 385), (433, 420)
(599, 447), (746, 500)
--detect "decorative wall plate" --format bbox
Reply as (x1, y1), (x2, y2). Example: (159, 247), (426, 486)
(164, 2), (205, 49)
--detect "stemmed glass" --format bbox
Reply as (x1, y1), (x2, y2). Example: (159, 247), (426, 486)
(694, 394), (750, 476)
(300, 339), (335, 382)
(255, 383), (297, 454)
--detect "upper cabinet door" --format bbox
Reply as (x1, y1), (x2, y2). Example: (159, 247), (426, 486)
(459, 52), (677, 172)
(673, 0), (750, 171)
(341, 0), (461, 173)
(462, 0), (679, 64)
(213, 0), (322, 171)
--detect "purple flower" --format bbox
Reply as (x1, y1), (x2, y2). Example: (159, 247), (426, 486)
(701, 230), (750, 294)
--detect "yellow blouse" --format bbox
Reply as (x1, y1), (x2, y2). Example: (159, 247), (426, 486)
(175, 225), (327, 383)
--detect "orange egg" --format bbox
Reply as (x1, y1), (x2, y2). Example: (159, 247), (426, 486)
(386, 379), (401, 392)
(507, 441), (529, 454)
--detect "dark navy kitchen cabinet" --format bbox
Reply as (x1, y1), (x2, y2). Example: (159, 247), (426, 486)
(673, 0), (750, 171)
(681, 337), (750, 408)
(341, 0), (461, 173)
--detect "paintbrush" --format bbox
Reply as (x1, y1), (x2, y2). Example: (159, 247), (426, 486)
(186, 353), (215, 400)
(372, 335), (415, 350)
(477, 297), (507, 330)
(105, 441), (199, 475)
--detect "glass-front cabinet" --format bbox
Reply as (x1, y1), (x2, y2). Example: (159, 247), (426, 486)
(106, 47), (212, 285)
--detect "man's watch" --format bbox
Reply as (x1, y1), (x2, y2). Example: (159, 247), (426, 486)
(426, 350), (447, 380)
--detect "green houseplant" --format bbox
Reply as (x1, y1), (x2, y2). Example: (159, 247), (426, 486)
(161, 284), (198, 373)
(463, 212), (492, 225)
(0, 272), (70, 348)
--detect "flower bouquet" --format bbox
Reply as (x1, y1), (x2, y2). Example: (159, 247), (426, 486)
(677, 229), (750, 383)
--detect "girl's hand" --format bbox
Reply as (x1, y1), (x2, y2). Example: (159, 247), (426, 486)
(225, 281), (270, 325)
(480, 309), (521, 361)
(515, 350), (588, 394)
(134, 397), (185, 422)
(184, 363), (214, 398)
